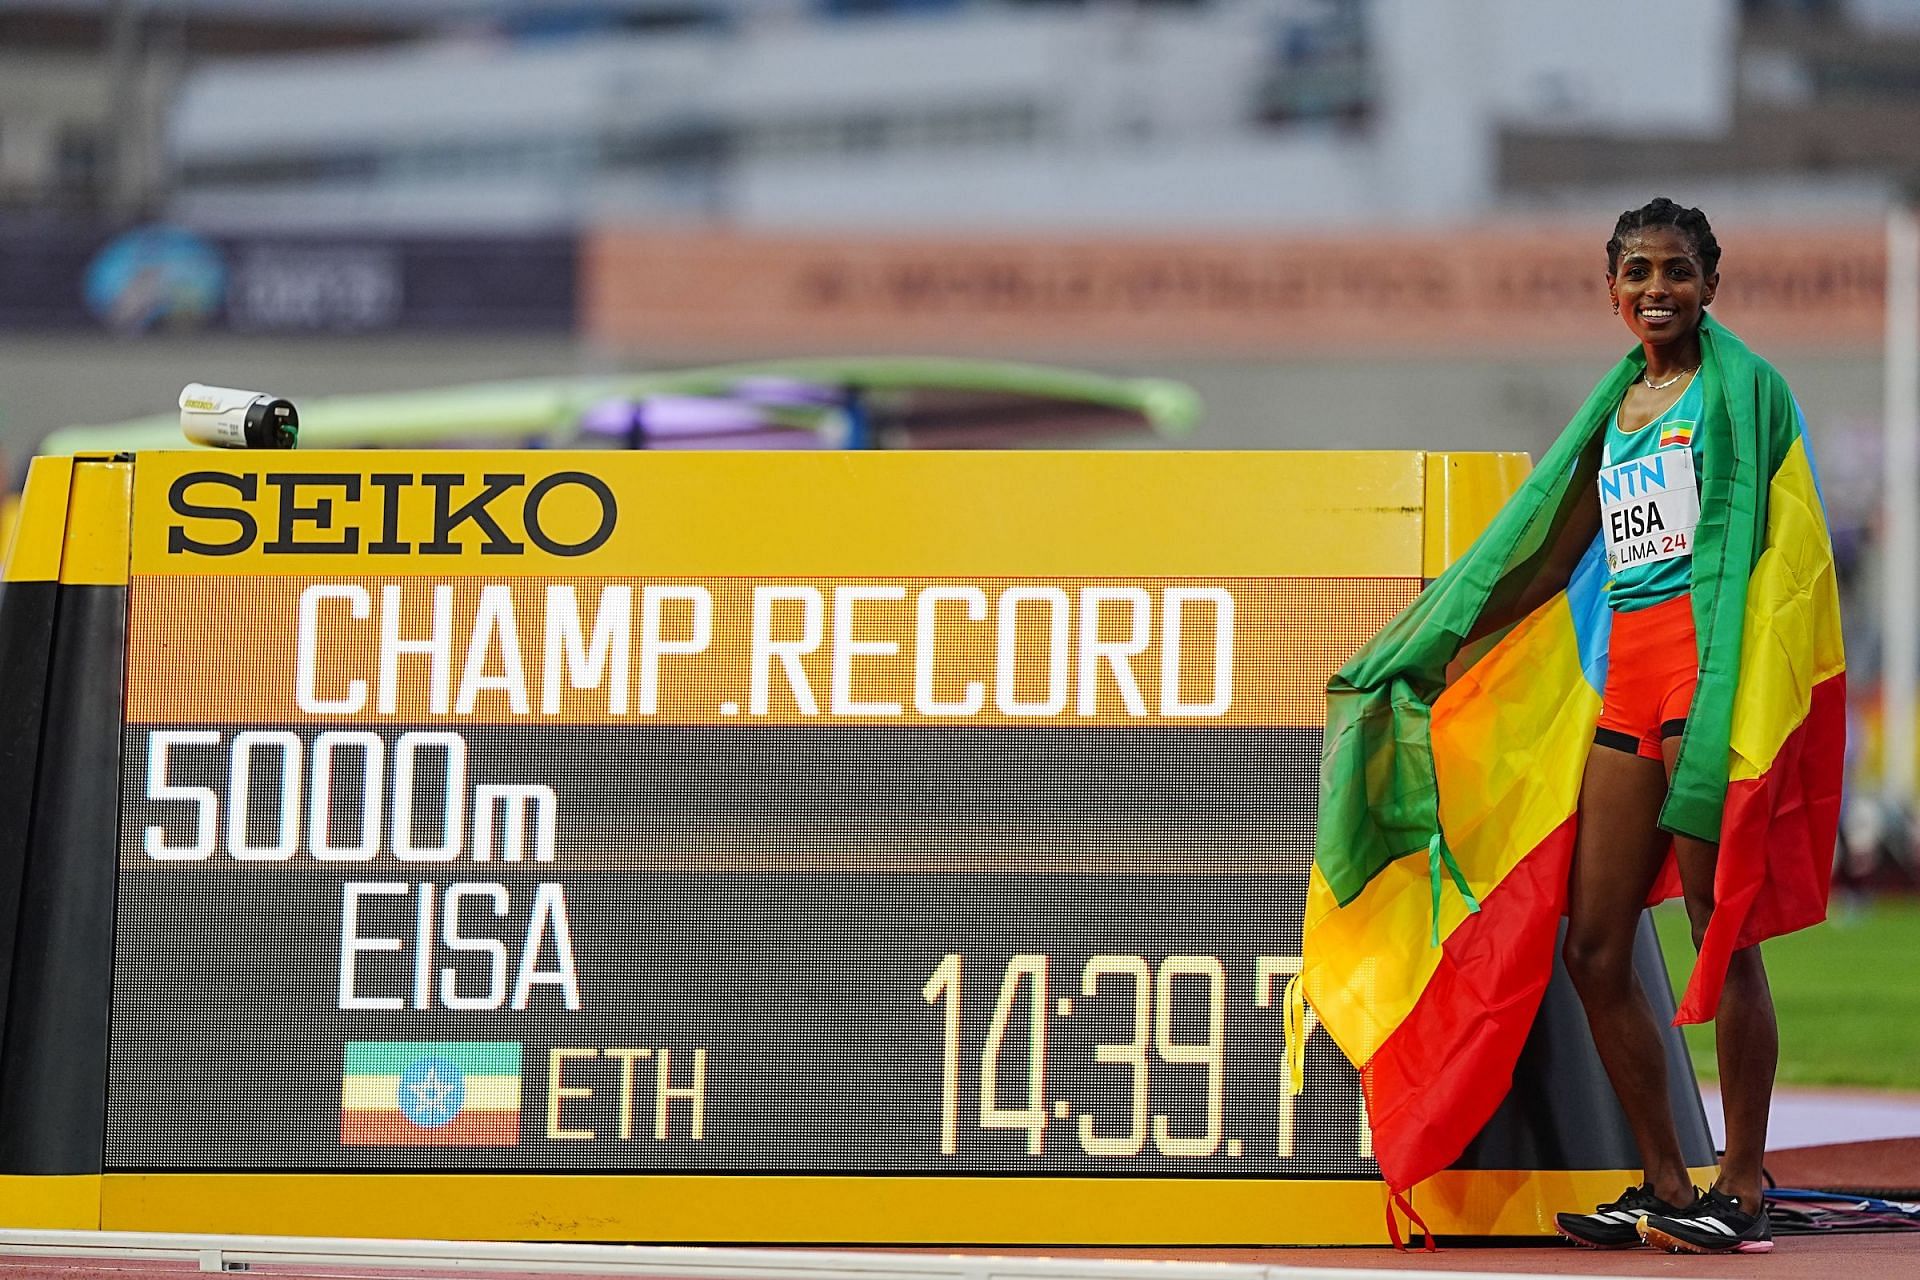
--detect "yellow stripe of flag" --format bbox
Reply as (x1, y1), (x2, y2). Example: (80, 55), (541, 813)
(341, 1074), (522, 1113)
(1728, 439), (1846, 783)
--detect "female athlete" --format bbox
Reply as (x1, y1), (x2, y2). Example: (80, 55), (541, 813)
(1551, 198), (1790, 1255)
(1308, 195), (1843, 1257)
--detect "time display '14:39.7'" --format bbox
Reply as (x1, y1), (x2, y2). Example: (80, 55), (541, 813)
(920, 952), (1366, 1162)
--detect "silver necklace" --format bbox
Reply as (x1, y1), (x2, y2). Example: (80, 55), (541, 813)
(1641, 366), (1696, 391)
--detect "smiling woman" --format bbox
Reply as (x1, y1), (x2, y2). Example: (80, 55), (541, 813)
(1305, 197), (1845, 1256)
(1553, 199), (1789, 1254)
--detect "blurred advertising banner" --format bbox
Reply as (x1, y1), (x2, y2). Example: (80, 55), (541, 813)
(0, 223), (575, 334)
(585, 226), (1887, 358)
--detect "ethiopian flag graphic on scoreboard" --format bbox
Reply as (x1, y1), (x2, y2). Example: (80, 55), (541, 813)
(1307, 315), (1844, 1196)
(341, 1041), (523, 1146)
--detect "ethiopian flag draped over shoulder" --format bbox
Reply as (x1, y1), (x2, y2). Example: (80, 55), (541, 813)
(1303, 313), (1845, 1195)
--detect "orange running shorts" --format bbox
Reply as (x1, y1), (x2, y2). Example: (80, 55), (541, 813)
(1594, 593), (1699, 762)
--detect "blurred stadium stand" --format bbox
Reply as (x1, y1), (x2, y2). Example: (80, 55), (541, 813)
(155, 0), (1730, 233)
(4, 1), (1920, 230)
(1506, 2), (1920, 207)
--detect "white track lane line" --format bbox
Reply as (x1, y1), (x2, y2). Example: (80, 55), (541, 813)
(0, 1229), (1594, 1280)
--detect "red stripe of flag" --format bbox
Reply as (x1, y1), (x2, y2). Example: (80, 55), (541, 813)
(1675, 673), (1845, 1025)
(341, 1109), (521, 1147)
(1359, 822), (1577, 1191)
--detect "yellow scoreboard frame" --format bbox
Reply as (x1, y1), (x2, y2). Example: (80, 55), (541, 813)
(0, 450), (1716, 1244)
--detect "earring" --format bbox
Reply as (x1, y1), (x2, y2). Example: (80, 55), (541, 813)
(1611, 299), (1620, 314)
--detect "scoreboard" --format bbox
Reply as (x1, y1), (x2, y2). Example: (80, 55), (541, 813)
(0, 448), (1715, 1243)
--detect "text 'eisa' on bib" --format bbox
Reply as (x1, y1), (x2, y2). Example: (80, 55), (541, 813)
(1598, 446), (1700, 574)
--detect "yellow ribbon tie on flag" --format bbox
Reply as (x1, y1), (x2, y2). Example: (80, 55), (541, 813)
(1282, 973), (1307, 1097)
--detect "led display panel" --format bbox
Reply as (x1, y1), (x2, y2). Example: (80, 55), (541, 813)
(106, 452), (1423, 1177)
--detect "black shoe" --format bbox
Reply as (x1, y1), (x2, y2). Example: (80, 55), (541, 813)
(1555, 1184), (1694, 1249)
(1639, 1186), (1773, 1254)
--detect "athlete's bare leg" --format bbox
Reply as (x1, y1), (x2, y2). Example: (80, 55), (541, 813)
(1563, 741), (1694, 1207)
(1663, 736), (1777, 1210)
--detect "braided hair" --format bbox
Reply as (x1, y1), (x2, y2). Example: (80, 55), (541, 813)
(1606, 197), (1721, 276)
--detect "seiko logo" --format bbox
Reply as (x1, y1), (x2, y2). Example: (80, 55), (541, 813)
(166, 470), (618, 557)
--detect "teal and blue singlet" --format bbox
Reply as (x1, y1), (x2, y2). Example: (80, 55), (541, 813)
(1598, 373), (1707, 613)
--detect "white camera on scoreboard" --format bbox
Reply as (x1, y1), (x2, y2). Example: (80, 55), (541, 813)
(178, 382), (300, 450)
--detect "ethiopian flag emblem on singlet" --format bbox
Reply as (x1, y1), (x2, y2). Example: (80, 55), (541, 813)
(1659, 420), (1695, 449)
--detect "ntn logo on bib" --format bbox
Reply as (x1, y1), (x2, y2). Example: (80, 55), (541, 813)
(1598, 449), (1690, 502)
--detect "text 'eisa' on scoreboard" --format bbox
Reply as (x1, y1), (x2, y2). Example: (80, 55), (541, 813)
(104, 451), (1448, 1180)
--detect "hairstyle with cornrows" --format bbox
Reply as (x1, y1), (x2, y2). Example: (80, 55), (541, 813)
(1606, 197), (1721, 276)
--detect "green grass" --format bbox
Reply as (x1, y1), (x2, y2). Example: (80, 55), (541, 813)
(1651, 897), (1920, 1090)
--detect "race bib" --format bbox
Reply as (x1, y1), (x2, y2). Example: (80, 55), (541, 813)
(1598, 447), (1699, 573)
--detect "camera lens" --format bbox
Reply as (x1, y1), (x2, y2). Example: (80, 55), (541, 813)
(245, 398), (300, 450)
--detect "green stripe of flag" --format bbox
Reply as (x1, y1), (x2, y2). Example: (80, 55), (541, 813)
(343, 1041), (522, 1076)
